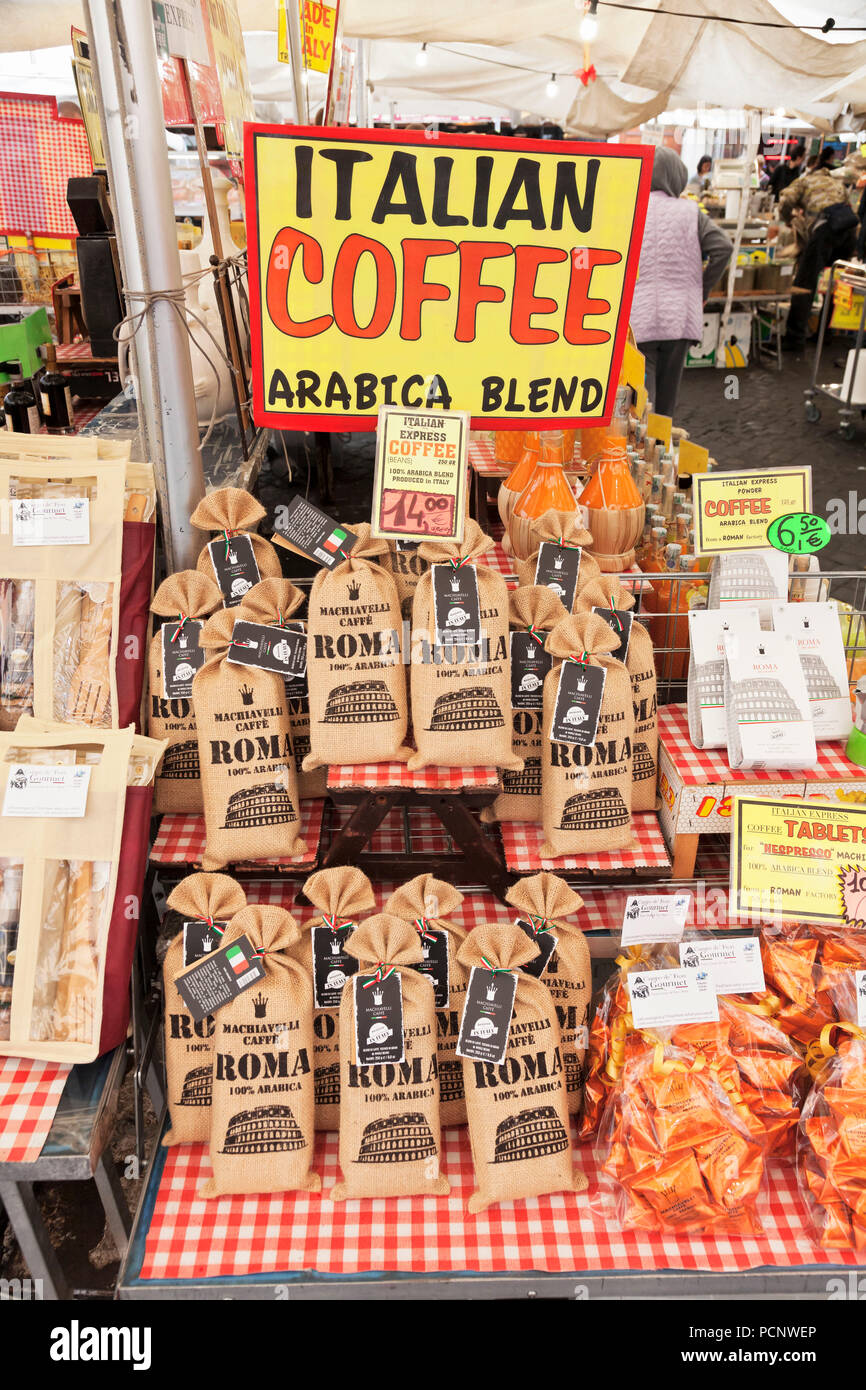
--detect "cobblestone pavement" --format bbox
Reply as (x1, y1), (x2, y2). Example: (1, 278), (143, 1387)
(678, 345), (866, 574)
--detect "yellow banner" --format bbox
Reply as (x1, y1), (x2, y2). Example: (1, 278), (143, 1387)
(300, 0), (337, 73)
(677, 439), (709, 476)
(277, 2), (289, 63)
(246, 128), (652, 430)
(692, 466), (811, 556)
(730, 795), (866, 927)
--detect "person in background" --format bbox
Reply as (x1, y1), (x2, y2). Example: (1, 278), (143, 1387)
(631, 146), (733, 418)
(686, 154), (713, 197)
(779, 149), (858, 350)
(756, 155), (770, 190)
(769, 142), (806, 200)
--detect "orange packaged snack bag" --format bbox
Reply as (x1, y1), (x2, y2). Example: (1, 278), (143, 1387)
(799, 1029), (866, 1255)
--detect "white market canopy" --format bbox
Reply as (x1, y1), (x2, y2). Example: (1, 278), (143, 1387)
(3, 0), (866, 136)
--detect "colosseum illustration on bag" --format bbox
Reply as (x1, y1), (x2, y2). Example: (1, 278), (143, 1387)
(314, 1061), (340, 1110)
(493, 1106), (570, 1163)
(220, 783), (298, 830)
(558, 787), (629, 831)
(632, 741), (656, 782)
(177, 1064), (213, 1107)
(501, 756), (542, 797)
(220, 1104), (307, 1154)
(426, 685), (505, 733)
(356, 1112), (438, 1163)
(321, 679), (401, 724)
(159, 738), (200, 781)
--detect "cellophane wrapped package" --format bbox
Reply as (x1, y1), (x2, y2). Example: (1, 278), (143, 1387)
(799, 1030), (866, 1255)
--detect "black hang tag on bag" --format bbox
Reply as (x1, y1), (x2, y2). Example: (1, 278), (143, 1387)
(515, 919), (559, 978)
(413, 929), (450, 1008)
(456, 966), (517, 1066)
(207, 533), (261, 607)
(354, 972), (405, 1066)
(174, 934), (267, 1022)
(182, 918), (228, 968)
(510, 631), (551, 710)
(549, 662), (606, 747)
(311, 924), (359, 1010)
(161, 620), (205, 700)
(534, 542), (581, 610)
(273, 495), (359, 569)
(227, 619), (308, 680)
(432, 563), (481, 648)
(592, 607), (633, 664)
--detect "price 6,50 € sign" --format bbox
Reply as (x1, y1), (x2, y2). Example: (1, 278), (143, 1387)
(767, 511), (831, 555)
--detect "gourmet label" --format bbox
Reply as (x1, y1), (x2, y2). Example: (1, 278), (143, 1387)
(246, 127), (652, 429)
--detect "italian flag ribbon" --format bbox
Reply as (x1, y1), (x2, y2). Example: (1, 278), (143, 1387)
(321, 914), (354, 934)
(199, 915), (224, 937)
(414, 916), (438, 942)
(565, 650), (589, 666)
(556, 536), (582, 550)
(223, 528), (239, 558)
(448, 556), (471, 569)
(526, 914), (553, 936)
(526, 623), (545, 647)
(480, 954), (515, 977)
(361, 961), (397, 988)
(607, 597), (624, 633)
(269, 608), (289, 629)
(171, 612), (190, 642)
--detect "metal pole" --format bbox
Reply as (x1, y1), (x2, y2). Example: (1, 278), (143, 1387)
(285, 0), (306, 123)
(83, 0), (205, 571)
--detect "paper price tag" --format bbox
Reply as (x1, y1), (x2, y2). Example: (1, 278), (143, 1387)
(534, 541), (581, 611)
(432, 562), (481, 649)
(161, 620), (205, 699)
(311, 923), (358, 1010)
(510, 632), (550, 710)
(679, 936), (765, 996)
(3, 764), (91, 818)
(273, 495), (358, 569)
(620, 893), (692, 945)
(227, 619), (307, 680)
(549, 662), (605, 747)
(12, 496), (90, 546)
(182, 919), (228, 968)
(627, 968), (719, 1029)
(174, 934), (267, 1022)
(208, 533), (261, 607)
(413, 929), (450, 1008)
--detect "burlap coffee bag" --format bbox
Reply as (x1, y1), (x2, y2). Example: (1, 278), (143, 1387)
(505, 873), (591, 1115)
(457, 922), (585, 1213)
(201, 905), (320, 1197)
(517, 509), (601, 609)
(163, 872), (247, 1146)
(384, 874), (468, 1126)
(577, 577), (658, 813)
(409, 520), (521, 771)
(191, 486), (281, 601)
(382, 540), (430, 620)
(148, 570), (222, 813)
(541, 612), (634, 858)
(305, 524), (411, 769)
(299, 866), (377, 1131)
(235, 577), (327, 800)
(332, 913), (449, 1200)
(482, 585), (568, 824)
(194, 609), (305, 870)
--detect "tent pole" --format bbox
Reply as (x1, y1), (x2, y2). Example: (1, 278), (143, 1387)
(83, 0), (205, 571)
(355, 39), (369, 127)
(285, 0), (306, 122)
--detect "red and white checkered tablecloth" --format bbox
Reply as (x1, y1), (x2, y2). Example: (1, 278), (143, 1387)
(659, 703), (861, 787)
(500, 813), (671, 873)
(0, 94), (91, 238)
(327, 763), (501, 792)
(138, 1132), (851, 1281)
(56, 342), (91, 361)
(0, 1058), (71, 1164)
(340, 805), (454, 855)
(150, 799), (325, 867)
(483, 540), (518, 583)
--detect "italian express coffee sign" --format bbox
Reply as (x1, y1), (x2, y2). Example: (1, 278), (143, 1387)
(245, 127), (652, 430)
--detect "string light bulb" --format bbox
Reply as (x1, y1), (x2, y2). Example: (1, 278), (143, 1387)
(546, 73), (559, 99)
(579, 0), (599, 41)
(416, 42), (428, 67)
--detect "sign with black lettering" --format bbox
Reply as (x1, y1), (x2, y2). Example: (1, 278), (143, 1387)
(413, 928), (449, 1008)
(592, 607), (632, 663)
(311, 923), (359, 1010)
(246, 127), (653, 431)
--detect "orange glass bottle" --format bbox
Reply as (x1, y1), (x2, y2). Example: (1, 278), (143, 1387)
(578, 435), (645, 571)
(497, 430), (541, 537)
(509, 431), (577, 560)
(494, 429), (525, 467)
